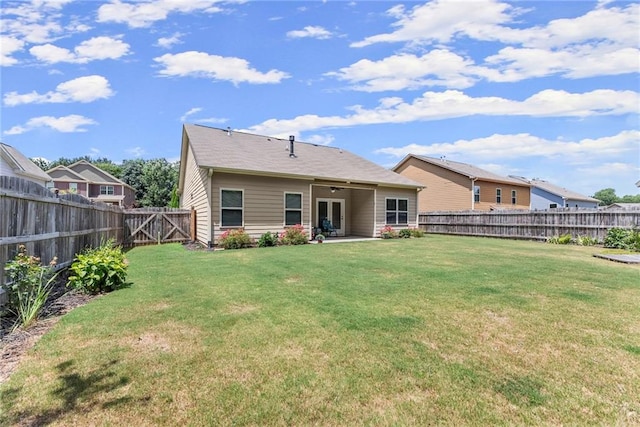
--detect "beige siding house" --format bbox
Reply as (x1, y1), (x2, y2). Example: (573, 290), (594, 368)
(178, 124), (423, 246)
(0, 143), (52, 187)
(393, 155), (530, 212)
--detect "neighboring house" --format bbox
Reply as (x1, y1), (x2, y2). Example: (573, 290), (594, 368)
(605, 203), (640, 210)
(392, 155), (530, 212)
(510, 177), (600, 209)
(0, 142), (52, 187)
(47, 160), (135, 207)
(178, 124), (423, 246)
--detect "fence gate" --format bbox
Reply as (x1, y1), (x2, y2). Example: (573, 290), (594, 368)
(124, 208), (192, 247)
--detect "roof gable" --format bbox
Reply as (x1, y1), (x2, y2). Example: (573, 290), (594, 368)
(47, 165), (87, 181)
(182, 124), (422, 188)
(396, 154), (529, 186)
(510, 176), (599, 202)
(67, 160), (127, 186)
(0, 143), (51, 182)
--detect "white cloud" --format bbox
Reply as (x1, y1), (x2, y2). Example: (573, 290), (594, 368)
(126, 146), (146, 157)
(304, 134), (335, 146)
(1, 0), (84, 45)
(343, 1), (639, 89)
(180, 107), (203, 122)
(97, 0), (224, 28)
(29, 36), (130, 64)
(0, 36), (25, 66)
(287, 26), (333, 40)
(4, 114), (98, 134)
(247, 89), (639, 136)
(3, 75), (114, 106)
(156, 32), (184, 49)
(374, 130), (640, 162)
(154, 51), (290, 85)
(351, 0), (517, 48)
(326, 50), (478, 91)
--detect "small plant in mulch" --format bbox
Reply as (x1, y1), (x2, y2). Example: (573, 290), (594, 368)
(2, 245), (59, 330)
(67, 239), (129, 294)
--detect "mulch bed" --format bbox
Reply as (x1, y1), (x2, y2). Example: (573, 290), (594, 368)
(0, 274), (98, 384)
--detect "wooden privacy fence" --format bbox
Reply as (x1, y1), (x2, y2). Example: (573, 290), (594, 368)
(123, 207), (192, 247)
(0, 176), (123, 287)
(418, 209), (640, 241)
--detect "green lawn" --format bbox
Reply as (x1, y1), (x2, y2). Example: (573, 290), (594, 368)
(1, 235), (639, 426)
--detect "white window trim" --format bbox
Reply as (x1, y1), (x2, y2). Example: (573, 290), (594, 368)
(100, 185), (115, 195)
(284, 192), (303, 226)
(496, 188), (502, 204)
(220, 188), (244, 228)
(385, 197), (409, 225)
(474, 185), (480, 203)
(511, 189), (517, 205)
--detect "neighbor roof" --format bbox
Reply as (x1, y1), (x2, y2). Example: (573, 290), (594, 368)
(396, 154), (528, 186)
(511, 177), (599, 202)
(182, 124), (423, 189)
(0, 143), (51, 182)
(46, 165), (88, 181)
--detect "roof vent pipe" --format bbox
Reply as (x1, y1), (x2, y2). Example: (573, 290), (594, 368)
(289, 135), (296, 158)
(227, 127), (231, 136)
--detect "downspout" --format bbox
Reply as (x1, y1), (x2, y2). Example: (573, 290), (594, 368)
(471, 178), (477, 210)
(208, 168), (214, 248)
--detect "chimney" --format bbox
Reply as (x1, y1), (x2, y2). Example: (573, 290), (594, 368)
(289, 135), (296, 158)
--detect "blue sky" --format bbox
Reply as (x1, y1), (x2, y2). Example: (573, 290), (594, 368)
(1, 0), (638, 197)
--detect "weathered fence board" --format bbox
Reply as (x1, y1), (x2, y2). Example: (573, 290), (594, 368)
(123, 208), (191, 247)
(418, 209), (640, 241)
(0, 176), (123, 288)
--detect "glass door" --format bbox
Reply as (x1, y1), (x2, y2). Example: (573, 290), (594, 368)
(317, 198), (345, 236)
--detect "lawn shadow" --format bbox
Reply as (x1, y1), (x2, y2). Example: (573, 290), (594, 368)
(4, 359), (142, 426)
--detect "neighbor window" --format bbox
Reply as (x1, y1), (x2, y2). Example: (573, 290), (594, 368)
(221, 189), (243, 227)
(496, 188), (502, 204)
(511, 190), (517, 205)
(474, 185), (480, 203)
(100, 185), (114, 195)
(284, 192), (302, 226)
(69, 182), (78, 193)
(386, 198), (408, 225)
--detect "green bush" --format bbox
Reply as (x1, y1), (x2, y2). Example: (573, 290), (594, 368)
(548, 234), (572, 245)
(410, 228), (425, 238)
(219, 229), (253, 249)
(604, 227), (631, 249)
(576, 235), (599, 246)
(257, 231), (279, 248)
(67, 240), (128, 294)
(2, 245), (58, 328)
(398, 229), (412, 238)
(279, 224), (308, 245)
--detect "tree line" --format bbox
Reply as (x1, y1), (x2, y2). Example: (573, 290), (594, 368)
(592, 188), (640, 206)
(32, 156), (179, 208)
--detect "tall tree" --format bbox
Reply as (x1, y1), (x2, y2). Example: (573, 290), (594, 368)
(140, 159), (179, 207)
(592, 188), (617, 206)
(120, 159), (146, 202)
(30, 157), (50, 171)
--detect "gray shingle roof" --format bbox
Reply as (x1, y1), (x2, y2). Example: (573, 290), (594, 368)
(183, 124), (422, 188)
(0, 143), (51, 182)
(527, 178), (599, 202)
(409, 155), (528, 185)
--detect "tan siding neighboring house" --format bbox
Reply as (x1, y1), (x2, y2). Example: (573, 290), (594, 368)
(393, 155), (530, 212)
(178, 124), (423, 246)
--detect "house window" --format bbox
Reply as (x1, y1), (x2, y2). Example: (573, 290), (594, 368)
(511, 190), (517, 205)
(386, 198), (408, 225)
(69, 182), (78, 193)
(284, 192), (302, 226)
(100, 185), (114, 195)
(496, 188), (502, 204)
(221, 189), (243, 227)
(474, 186), (480, 203)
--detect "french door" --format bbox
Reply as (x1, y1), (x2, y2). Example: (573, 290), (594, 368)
(317, 198), (345, 236)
